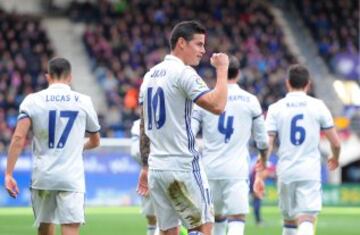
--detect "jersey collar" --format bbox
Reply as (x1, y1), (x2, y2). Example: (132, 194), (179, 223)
(48, 83), (71, 90)
(164, 54), (184, 65)
(286, 91), (306, 96)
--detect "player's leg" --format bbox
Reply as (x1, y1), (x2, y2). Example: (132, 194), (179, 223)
(170, 167), (213, 235)
(252, 194), (262, 225)
(61, 223), (80, 235)
(31, 189), (57, 235)
(142, 193), (160, 235)
(294, 181), (322, 235)
(38, 223), (55, 235)
(148, 170), (181, 235)
(209, 179), (227, 235)
(56, 191), (85, 235)
(225, 179), (249, 235)
(278, 181), (297, 235)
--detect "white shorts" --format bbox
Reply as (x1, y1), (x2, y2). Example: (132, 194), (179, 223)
(141, 195), (156, 216)
(209, 179), (249, 216)
(31, 189), (85, 228)
(278, 180), (322, 220)
(148, 169), (214, 230)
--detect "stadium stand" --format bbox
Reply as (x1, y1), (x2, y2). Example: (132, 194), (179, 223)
(0, 8), (54, 151)
(295, 0), (359, 82)
(68, 0), (297, 137)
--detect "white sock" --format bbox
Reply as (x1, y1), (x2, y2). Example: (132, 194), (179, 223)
(282, 224), (297, 235)
(297, 221), (314, 235)
(227, 219), (245, 235)
(213, 219), (227, 235)
(147, 225), (157, 235)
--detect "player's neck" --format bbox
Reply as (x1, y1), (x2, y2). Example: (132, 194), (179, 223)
(170, 51), (187, 65)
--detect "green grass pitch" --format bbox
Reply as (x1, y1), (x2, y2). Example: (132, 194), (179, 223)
(0, 206), (359, 235)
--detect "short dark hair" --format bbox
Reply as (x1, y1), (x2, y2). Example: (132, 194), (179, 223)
(169, 20), (206, 50)
(228, 56), (240, 80)
(48, 57), (71, 79)
(287, 64), (310, 88)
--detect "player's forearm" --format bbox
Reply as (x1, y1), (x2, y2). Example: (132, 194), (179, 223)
(331, 144), (341, 161)
(258, 148), (268, 166)
(84, 133), (100, 150)
(6, 136), (24, 176)
(140, 116), (150, 167)
(196, 67), (228, 114)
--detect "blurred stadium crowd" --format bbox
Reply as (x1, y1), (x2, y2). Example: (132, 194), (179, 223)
(0, 0), (358, 151)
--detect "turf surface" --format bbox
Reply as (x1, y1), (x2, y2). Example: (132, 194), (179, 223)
(0, 206), (358, 235)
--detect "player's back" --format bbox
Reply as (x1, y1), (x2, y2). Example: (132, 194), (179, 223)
(19, 83), (99, 192)
(192, 84), (265, 179)
(266, 91), (334, 182)
(140, 55), (209, 171)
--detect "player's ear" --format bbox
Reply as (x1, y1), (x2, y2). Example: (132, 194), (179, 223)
(45, 73), (52, 83)
(305, 80), (311, 92)
(178, 37), (186, 49)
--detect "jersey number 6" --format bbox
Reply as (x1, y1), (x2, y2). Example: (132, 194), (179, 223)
(290, 114), (306, 145)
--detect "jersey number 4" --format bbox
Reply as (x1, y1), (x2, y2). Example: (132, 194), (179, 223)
(290, 114), (306, 145)
(147, 87), (166, 130)
(48, 110), (79, 149)
(218, 112), (234, 143)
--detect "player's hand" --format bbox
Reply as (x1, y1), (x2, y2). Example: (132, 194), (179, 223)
(328, 157), (339, 171)
(210, 53), (229, 69)
(137, 167), (149, 197)
(253, 176), (265, 199)
(5, 174), (19, 198)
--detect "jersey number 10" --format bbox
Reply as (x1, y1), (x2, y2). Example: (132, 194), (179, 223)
(48, 110), (79, 149)
(147, 87), (166, 130)
(290, 114), (306, 145)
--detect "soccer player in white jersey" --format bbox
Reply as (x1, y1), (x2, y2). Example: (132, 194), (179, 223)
(192, 56), (268, 235)
(5, 58), (101, 235)
(137, 21), (229, 235)
(254, 64), (341, 235)
(131, 119), (160, 235)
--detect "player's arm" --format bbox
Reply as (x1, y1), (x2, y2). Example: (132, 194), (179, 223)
(137, 108), (150, 196)
(5, 118), (31, 198)
(252, 112), (269, 169)
(195, 53), (229, 114)
(84, 132), (100, 150)
(323, 127), (341, 170)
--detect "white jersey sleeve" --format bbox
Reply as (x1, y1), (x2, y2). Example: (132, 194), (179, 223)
(85, 97), (101, 133)
(130, 119), (141, 163)
(318, 101), (334, 129)
(18, 94), (34, 121)
(177, 67), (210, 102)
(251, 97), (268, 150)
(191, 104), (203, 135)
(265, 104), (278, 134)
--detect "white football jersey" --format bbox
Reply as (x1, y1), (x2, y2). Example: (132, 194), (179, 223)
(130, 119), (141, 164)
(139, 55), (210, 171)
(192, 84), (268, 179)
(266, 91), (334, 183)
(18, 83), (100, 192)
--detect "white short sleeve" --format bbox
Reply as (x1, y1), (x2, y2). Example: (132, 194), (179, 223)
(318, 101), (334, 130)
(191, 105), (203, 135)
(251, 97), (263, 119)
(85, 97), (101, 133)
(251, 97), (268, 150)
(178, 67), (210, 102)
(18, 94), (33, 121)
(265, 105), (278, 134)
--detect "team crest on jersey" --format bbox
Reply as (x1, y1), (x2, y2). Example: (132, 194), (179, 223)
(195, 77), (207, 88)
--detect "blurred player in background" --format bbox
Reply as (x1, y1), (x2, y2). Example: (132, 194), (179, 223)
(131, 119), (160, 235)
(137, 20), (229, 235)
(192, 56), (268, 235)
(4, 57), (101, 235)
(254, 64), (341, 235)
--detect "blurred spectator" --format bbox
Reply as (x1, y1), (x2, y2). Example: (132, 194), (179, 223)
(296, 0), (359, 81)
(70, 0), (297, 137)
(0, 8), (54, 151)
